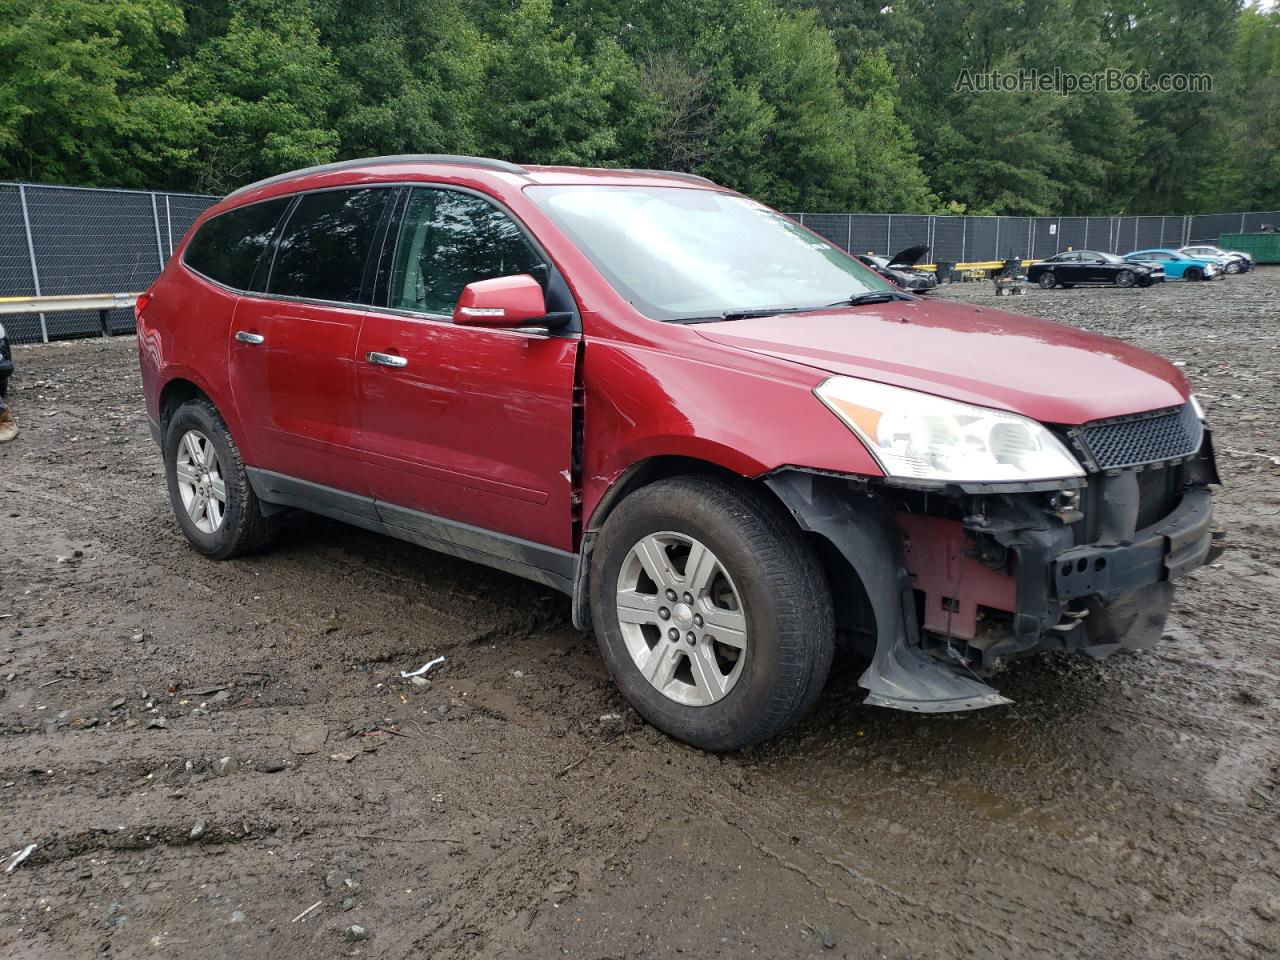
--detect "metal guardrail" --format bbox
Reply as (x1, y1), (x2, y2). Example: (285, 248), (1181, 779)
(0, 293), (139, 339)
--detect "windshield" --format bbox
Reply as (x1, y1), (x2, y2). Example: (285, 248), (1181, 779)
(1097, 252), (1125, 264)
(527, 185), (893, 321)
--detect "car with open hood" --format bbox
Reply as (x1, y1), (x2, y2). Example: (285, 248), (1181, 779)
(136, 156), (1223, 751)
(855, 245), (937, 293)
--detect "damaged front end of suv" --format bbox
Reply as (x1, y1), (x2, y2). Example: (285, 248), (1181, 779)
(766, 381), (1223, 713)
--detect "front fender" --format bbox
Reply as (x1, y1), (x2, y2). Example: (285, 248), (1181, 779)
(580, 340), (883, 526)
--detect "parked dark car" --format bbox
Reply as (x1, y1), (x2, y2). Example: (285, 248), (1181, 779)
(137, 155), (1222, 751)
(1027, 250), (1164, 289)
(0, 322), (12, 397)
(1179, 244), (1253, 273)
(855, 245), (937, 292)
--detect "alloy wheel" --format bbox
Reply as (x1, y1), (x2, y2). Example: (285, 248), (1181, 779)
(615, 532), (748, 707)
(175, 429), (227, 534)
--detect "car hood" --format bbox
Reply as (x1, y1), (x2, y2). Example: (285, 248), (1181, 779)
(694, 298), (1188, 425)
(888, 244), (929, 267)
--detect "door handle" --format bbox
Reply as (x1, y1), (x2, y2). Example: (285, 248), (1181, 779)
(234, 331), (265, 345)
(366, 351), (408, 368)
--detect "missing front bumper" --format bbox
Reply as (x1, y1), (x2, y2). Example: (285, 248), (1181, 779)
(766, 464), (1221, 715)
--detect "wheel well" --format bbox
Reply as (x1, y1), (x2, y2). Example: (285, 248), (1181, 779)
(583, 456), (745, 539)
(159, 379), (209, 430)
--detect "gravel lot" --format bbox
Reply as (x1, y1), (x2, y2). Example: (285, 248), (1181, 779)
(1, 270), (1278, 959)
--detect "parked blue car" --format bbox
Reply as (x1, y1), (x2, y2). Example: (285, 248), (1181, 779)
(1124, 249), (1222, 281)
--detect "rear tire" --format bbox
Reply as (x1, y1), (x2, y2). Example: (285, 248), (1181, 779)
(589, 476), (834, 751)
(1038, 272), (1056, 289)
(163, 398), (275, 560)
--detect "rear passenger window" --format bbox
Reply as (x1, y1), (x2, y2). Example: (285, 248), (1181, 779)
(388, 188), (545, 316)
(268, 188), (392, 304)
(183, 197), (291, 290)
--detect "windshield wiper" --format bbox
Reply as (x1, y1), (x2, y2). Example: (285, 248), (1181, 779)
(829, 290), (916, 307)
(667, 292), (915, 324)
(668, 305), (817, 324)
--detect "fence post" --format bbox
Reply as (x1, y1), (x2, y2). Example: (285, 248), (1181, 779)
(886, 214), (893, 254)
(1240, 212), (1246, 233)
(846, 214), (852, 253)
(17, 184), (48, 344)
(165, 194), (173, 256)
(150, 193), (165, 270)
(1026, 219), (1033, 259)
(994, 218), (1001, 259)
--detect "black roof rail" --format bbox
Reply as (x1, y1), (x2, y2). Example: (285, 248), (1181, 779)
(225, 155), (528, 200)
(612, 168), (718, 186)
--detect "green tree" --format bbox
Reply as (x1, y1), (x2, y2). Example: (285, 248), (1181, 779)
(1203, 5), (1280, 210)
(173, 0), (341, 193)
(1107, 0), (1241, 212)
(475, 0), (623, 165)
(0, 0), (196, 186)
(311, 0), (485, 160)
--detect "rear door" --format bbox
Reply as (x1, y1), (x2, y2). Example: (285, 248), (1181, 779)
(355, 186), (579, 552)
(229, 186), (395, 495)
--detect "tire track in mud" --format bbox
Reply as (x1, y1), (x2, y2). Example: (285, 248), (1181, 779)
(3, 280), (1280, 958)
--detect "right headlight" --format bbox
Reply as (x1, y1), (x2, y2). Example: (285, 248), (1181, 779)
(815, 376), (1085, 483)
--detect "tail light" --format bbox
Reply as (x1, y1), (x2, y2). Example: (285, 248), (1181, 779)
(134, 292), (152, 322)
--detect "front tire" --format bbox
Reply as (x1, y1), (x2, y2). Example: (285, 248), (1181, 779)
(1185, 267), (1203, 281)
(1038, 272), (1056, 289)
(163, 398), (274, 560)
(1116, 269), (1136, 288)
(1226, 260), (1241, 274)
(589, 476), (834, 751)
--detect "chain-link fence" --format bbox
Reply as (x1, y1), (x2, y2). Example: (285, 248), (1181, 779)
(2, 179), (1278, 345)
(789, 210), (1280, 264)
(1, 183), (218, 344)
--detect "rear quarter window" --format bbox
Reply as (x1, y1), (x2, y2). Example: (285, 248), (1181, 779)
(183, 198), (292, 290)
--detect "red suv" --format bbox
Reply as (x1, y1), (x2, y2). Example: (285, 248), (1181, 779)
(137, 155), (1222, 750)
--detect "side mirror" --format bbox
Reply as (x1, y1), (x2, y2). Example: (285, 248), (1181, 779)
(453, 274), (547, 328)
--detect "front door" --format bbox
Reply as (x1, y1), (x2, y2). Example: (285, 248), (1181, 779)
(356, 186), (579, 551)
(228, 186), (394, 495)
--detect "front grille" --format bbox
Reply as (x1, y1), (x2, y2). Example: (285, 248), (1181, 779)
(1077, 403), (1202, 470)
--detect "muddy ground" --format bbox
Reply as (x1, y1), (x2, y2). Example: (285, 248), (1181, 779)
(1, 270), (1278, 960)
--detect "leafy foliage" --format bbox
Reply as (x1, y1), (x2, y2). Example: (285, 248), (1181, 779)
(0, 0), (1276, 214)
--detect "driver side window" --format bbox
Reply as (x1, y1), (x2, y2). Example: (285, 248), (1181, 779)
(389, 188), (546, 316)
